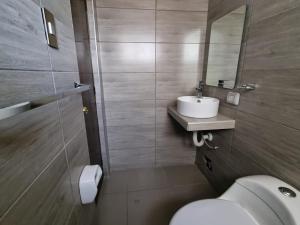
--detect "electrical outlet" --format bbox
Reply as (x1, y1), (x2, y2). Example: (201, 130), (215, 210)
(226, 92), (240, 105)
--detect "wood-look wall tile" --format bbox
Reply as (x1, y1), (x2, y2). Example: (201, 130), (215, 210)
(65, 128), (90, 205)
(41, 0), (73, 25)
(48, 22), (79, 72)
(99, 43), (155, 72)
(1, 151), (74, 225)
(98, 8), (155, 42)
(232, 111), (300, 187)
(156, 73), (200, 100)
(156, 44), (204, 73)
(53, 72), (80, 93)
(0, 70), (55, 108)
(156, 100), (193, 148)
(41, 0), (78, 72)
(107, 125), (155, 149)
(58, 95), (85, 144)
(156, 146), (196, 167)
(208, 0), (224, 11)
(66, 208), (80, 225)
(208, 0), (245, 21)
(229, 147), (270, 178)
(0, 103), (64, 216)
(239, 69), (300, 130)
(0, 0), (51, 70)
(156, 11), (207, 43)
(105, 100), (155, 126)
(102, 73), (155, 101)
(244, 7), (300, 70)
(157, 0), (208, 11)
(96, 0), (155, 9)
(110, 147), (155, 171)
(196, 145), (265, 193)
(251, 0), (300, 24)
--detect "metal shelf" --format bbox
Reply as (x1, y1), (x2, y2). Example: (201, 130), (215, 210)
(0, 83), (90, 121)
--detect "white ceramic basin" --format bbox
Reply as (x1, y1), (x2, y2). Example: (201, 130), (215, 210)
(177, 96), (220, 118)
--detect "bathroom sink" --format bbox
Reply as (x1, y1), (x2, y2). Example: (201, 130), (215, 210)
(177, 96), (220, 118)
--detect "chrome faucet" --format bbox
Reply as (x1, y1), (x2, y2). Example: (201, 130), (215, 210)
(195, 81), (205, 98)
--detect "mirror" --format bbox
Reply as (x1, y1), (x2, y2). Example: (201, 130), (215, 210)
(205, 5), (247, 89)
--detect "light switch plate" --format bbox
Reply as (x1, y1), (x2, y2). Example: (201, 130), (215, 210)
(226, 92), (240, 105)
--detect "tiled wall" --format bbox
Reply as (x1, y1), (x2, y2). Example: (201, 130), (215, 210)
(90, 0), (208, 170)
(0, 0), (94, 224)
(197, 0), (300, 192)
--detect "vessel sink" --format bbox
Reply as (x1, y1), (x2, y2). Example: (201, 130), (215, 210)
(177, 96), (220, 118)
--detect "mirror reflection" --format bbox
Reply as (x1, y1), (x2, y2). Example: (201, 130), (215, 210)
(206, 5), (247, 89)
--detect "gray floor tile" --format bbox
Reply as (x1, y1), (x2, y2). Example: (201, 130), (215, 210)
(95, 193), (127, 225)
(94, 166), (216, 225)
(164, 165), (210, 187)
(127, 167), (169, 192)
(127, 189), (175, 225)
(102, 171), (130, 194)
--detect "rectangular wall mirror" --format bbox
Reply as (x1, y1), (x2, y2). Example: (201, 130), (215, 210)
(205, 5), (247, 89)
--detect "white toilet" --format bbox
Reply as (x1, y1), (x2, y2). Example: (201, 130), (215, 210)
(170, 175), (300, 225)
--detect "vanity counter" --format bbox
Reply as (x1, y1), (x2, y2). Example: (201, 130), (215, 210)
(167, 106), (235, 131)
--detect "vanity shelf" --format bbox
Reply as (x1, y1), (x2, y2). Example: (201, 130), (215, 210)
(167, 106), (235, 132)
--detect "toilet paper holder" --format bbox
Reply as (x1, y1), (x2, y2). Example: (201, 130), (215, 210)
(79, 165), (102, 204)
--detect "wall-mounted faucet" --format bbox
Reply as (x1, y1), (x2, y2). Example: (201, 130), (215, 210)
(195, 81), (205, 98)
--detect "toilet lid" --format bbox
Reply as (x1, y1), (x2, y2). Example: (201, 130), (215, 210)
(170, 199), (258, 225)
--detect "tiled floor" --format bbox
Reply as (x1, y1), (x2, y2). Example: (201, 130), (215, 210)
(93, 165), (217, 225)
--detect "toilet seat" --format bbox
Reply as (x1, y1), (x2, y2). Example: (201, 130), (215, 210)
(170, 199), (258, 225)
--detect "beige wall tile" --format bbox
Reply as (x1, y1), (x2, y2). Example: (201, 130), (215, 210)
(156, 11), (207, 43)
(102, 73), (155, 101)
(98, 8), (155, 42)
(106, 100), (155, 126)
(107, 125), (155, 149)
(96, 0), (155, 9)
(156, 73), (200, 100)
(156, 43), (204, 73)
(0, 70), (55, 108)
(157, 0), (208, 11)
(1, 151), (73, 225)
(0, 0), (51, 70)
(99, 43), (155, 72)
(0, 103), (64, 216)
(244, 7), (300, 70)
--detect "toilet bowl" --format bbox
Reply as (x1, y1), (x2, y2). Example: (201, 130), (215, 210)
(170, 175), (300, 225)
